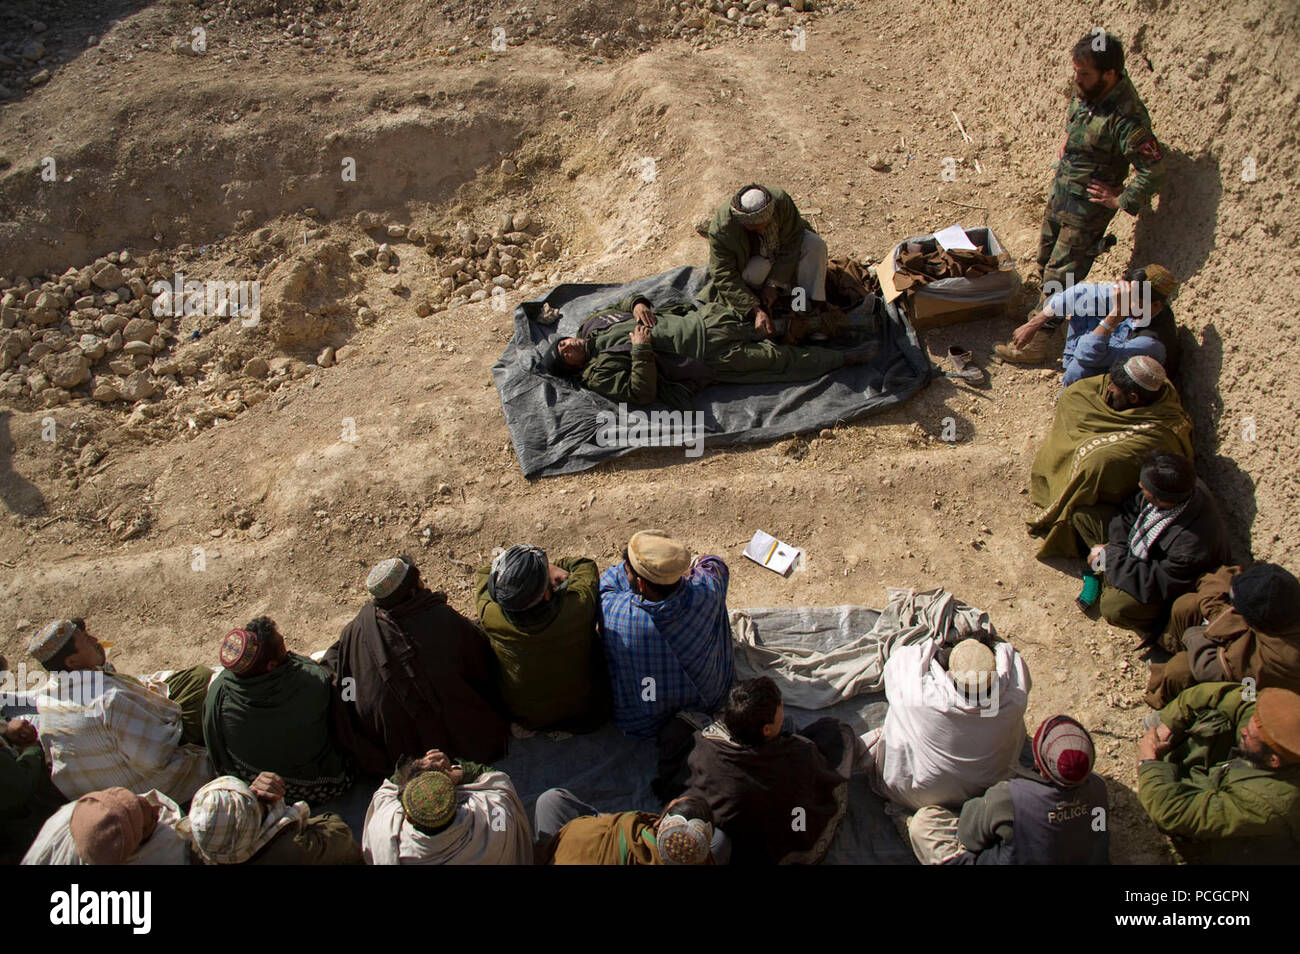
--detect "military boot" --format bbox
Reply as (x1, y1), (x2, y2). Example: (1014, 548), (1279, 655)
(993, 329), (1055, 364)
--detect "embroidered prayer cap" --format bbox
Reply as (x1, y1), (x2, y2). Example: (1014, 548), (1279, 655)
(947, 638), (996, 695)
(627, 530), (690, 586)
(29, 619), (79, 665)
(1032, 715), (1096, 787)
(657, 814), (713, 865)
(1139, 452), (1196, 505)
(189, 776), (301, 865)
(730, 184), (774, 227)
(1123, 354), (1166, 393)
(402, 770), (458, 832)
(1230, 564), (1300, 634)
(1142, 264), (1179, 301)
(1256, 688), (1300, 764)
(367, 557), (412, 599)
(488, 544), (550, 612)
(70, 788), (155, 865)
(219, 628), (269, 676)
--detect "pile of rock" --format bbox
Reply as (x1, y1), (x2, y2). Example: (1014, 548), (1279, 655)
(670, 0), (819, 39)
(0, 252), (202, 408)
(351, 209), (562, 312)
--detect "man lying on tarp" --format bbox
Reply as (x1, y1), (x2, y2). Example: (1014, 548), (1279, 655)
(540, 293), (874, 410)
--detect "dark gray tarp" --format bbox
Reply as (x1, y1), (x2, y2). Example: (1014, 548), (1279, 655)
(496, 604), (919, 865)
(493, 266), (932, 479)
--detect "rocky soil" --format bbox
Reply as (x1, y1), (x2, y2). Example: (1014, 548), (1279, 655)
(1, 0), (1297, 865)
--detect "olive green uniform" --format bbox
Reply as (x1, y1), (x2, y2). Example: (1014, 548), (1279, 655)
(579, 295), (846, 409)
(1038, 75), (1165, 317)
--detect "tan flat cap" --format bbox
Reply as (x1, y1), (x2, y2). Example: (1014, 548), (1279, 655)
(627, 530), (690, 586)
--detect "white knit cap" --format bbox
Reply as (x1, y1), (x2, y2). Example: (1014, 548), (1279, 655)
(739, 187), (768, 212)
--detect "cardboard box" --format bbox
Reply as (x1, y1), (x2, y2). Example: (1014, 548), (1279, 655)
(876, 225), (1021, 330)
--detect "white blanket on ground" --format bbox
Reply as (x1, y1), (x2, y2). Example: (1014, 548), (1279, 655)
(730, 588), (998, 710)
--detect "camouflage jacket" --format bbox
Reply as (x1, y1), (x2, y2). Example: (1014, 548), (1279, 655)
(1052, 75), (1165, 221)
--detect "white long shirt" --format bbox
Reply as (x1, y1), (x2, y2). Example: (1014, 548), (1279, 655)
(873, 639), (1031, 811)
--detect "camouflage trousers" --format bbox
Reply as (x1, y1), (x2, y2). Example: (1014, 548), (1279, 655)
(1036, 207), (1117, 320)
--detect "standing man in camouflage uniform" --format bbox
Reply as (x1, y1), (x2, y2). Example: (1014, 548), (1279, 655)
(997, 31), (1166, 363)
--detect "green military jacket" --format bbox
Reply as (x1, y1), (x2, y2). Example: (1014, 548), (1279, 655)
(578, 295), (749, 409)
(1053, 75), (1166, 222)
(474, 557), (605, 731)
(701, 187), (813, 314)
(1139, 682), (1300, 861)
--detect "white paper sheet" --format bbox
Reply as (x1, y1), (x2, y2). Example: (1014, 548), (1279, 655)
(933, 224), (978, 252)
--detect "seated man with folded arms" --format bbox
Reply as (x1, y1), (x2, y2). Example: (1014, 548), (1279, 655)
(362, 748), (532, 865)
(908, 715), (1110, 865)
(1146, 563), (1300, 709)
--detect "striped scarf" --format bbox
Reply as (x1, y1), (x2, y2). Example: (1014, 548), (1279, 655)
(1128, 497), (1188, 561)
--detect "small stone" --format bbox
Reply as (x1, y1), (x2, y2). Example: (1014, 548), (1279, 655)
(317, 346), (335, 368)
(42, 352), (90, 388)
(818, 428), (834, 439)
(21, 40), (45, 62)
(248, 522), (269, 540)
(386, 225), (407, 239)
(121, 370), (156, 402)
(121, 340), (154, 356)
(500, 159), (517, 175)
(356, 307), (375, 326)
(242, 356), (270, 379)
(867, 153), (889, 171)
(415, 299), (432, 317)
(77, 444), (105, 469)
(511, 212), (532, 231)
(92, 263), (125, 290)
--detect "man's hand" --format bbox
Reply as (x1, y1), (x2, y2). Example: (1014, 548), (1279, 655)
(632, 301), (655, 328)
(1087, 545), (1107, 571)
(250, 771), (286, 803)
(1136, 727), (1160, 764)
(3, 718), (37, 748)
(1087, 180), (1120, 209)
(629, 324), (652, 347)
(1152, 722), (1173, 757)
(547, 563), (570, 589)
(413, 750), (465, 784)
(1010, 316), (1046, 349)
(754, 308), (775, 338)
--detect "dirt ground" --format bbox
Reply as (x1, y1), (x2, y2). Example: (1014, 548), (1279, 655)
(1, 0), (1297, 865)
